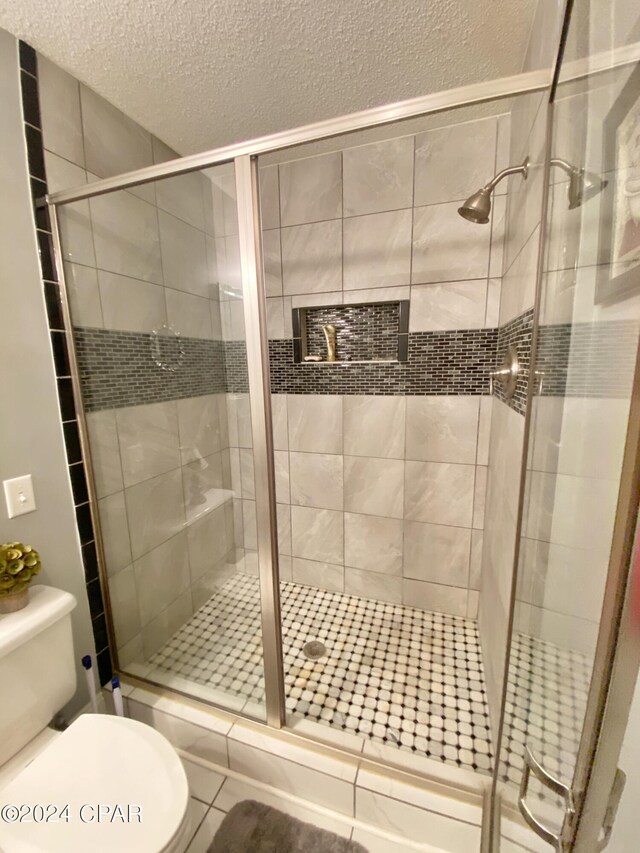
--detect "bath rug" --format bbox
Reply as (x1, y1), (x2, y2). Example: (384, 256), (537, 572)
(208, 799), (368, 852)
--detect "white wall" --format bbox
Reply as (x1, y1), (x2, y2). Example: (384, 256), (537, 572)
(0, 27), (95, 716)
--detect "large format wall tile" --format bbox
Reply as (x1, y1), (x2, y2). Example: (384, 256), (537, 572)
(344, 513), (403, 575)
(343, 137), (414, 216)
(98, 270), (166, 333)
(116, 400), (180, 487)
(125, 468), (185, 560)
(279, 152), (342, 226)
(291, 505), (344, 565)
(281, 220), (342, 295)
(345, 568), (402, 603)
(412, 202), (491, 283)
(343, 209), (412, 290)
(262, 229), (283, 297)
(405, 396), (479, 464)
(140, 590), (193, 659)
(187, 505), (230, 580)
(45, 153), (96, 267)
(402, 579), (468, 617)
(98, 491), (133, 575)
(183, 453), (225, 523)
(292, 557), (344, 592)
(64, 263), (103, 327)
(155, 168), (207, 231)
(404, 461), (474, 527)
(404, 521), (471, 587)
(178, 395), (223, 465)
(86, 409), (123, 498)
(108, 565), (141, 647)
(414, 118), (497, 207)
(158, 210), (209, 298)
(343, 396), (405, 459)
(409, 280), (487, 331)
(287, 394), (342, 454)
(289, 452), (343, 511)
(38, 56), (85, 167)
(165, 288), (214, 339)
(133, 530), (191, 626)
(90, 190), (163, 284)
(81, 85), (154, 198)
(344, 456), (404, 519)
(259, 166), (280, 230)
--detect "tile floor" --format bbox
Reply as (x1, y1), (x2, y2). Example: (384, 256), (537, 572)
(180, 757), (436, 853)
(146, 572), (592, 802)
(500, 632), (591, 802)
(149, 572), (494, 774)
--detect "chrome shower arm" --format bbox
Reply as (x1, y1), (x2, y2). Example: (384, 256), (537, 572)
(484, 157), (530, 192)
(549, 157), (577, 178)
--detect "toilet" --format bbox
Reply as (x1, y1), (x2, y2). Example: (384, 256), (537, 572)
(0, 585), (190, 852)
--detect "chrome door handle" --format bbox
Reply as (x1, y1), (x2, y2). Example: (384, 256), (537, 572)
(518, 746), (575, 851)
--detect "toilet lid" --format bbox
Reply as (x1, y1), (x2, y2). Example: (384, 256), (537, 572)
(0, 714), (189, 853)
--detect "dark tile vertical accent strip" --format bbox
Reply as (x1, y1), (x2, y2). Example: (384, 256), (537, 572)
(18, 42), (111, 684)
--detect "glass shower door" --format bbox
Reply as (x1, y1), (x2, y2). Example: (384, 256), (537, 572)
(53, 159), (276, 721)
(497, 0), (640, 848)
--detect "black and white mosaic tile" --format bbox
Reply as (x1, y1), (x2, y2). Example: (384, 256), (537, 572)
(148, 572), (494, 775)
(500, 632), (591, 804)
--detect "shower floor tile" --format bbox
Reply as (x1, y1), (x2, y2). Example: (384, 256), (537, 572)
(501, 632), (591, 801)
(148, 572), (494, 775)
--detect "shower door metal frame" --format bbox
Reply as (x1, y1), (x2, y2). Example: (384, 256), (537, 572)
(46, 68), (559, 816)
(489, 0), (640, 846)
(46, 70), (549, 207)
(234, 155), (286, 727)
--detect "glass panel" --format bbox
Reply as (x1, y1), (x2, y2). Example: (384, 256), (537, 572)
(57, 163), (269, 720)
(498, 0), (640, 844)
(255, 96), (535, 787)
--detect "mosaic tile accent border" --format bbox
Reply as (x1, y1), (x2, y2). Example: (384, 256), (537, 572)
(75, 327), (226, 412)
(495, 311), (639, 416)
(225, 329), (499, 396)
(537, 318), (638, 399)
(75, 314), (637, 414)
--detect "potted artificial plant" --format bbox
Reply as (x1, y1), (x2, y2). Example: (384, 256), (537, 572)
(0, 542), (41, 613)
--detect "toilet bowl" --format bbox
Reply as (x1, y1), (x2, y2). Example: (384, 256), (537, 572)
(0, 714), (189, 852)
(0, 586), (190, 852)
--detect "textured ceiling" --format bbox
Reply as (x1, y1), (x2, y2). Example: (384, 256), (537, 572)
(1, 0), (538, 155)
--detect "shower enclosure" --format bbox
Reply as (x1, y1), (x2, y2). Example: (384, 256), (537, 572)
(44, 0), (640, 847)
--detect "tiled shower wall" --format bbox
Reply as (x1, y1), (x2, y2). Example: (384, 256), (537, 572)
(36, 56), (237, 667)
(515, 60), (640, 657)
(223, 116), (512, 618)
(478, 91), (548, 740)
(477, 0), (566, 741)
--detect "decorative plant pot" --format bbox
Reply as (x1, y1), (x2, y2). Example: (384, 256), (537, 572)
(0, 588), (29, 614)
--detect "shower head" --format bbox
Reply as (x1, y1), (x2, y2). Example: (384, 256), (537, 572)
(458, 158), (529, 225)
(551, 160), (609, 209)
(458, 187), (493, 224)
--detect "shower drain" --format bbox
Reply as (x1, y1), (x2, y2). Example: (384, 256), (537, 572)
(303, 640), (327, 661)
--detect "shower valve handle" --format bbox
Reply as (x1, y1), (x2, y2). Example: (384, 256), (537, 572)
(489, 345), (520, 400)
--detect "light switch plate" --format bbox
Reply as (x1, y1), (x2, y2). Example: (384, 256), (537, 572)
(3, 475), (36, 519)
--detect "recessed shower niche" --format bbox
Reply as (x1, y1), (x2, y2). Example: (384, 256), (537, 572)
(292, 300), (410, 364)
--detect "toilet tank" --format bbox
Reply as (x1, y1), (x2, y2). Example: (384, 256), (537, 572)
(0, 585), (77, 765)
